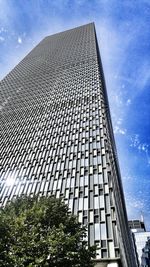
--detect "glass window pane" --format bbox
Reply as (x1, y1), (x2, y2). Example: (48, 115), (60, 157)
(84, 176), (88, 186)
(95, 223), (100, 240)
(100, 195), (104, 208)
(94, 196), (99, 209)
(100, 223), (107, 239)
(100, 209), (105, 221)
(79, 198), (83, 210)
(108, 241), (115, 258)
(84, 197), (88, 210)
(89, 225), (94, 245)
(90, 211), (94, 223)
(80, 176), (84, 187)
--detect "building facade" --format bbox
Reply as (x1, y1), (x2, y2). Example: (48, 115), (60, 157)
(0, 23), (136, 266)
(129, 219), (150, 266)
(133, 231), (150, 266)
(129, 220), (146, 232)
(141, 237), (150, 267)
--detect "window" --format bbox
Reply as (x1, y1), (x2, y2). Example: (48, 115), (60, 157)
(95, 223), (100, 240)
(84, 197), (88, 210)
(100, 223), (107, 239)
(79, 198), (83, 210)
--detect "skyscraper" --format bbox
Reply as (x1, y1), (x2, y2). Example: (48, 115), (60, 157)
(0, 23), (137, 267)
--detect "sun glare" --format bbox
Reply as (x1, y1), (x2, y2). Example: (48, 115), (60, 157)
(5, 173), (16, 187)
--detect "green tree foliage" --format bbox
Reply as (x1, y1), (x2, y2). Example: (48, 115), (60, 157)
(0, 196), (96, 267)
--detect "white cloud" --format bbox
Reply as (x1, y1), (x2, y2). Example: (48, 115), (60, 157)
(130, 134), (150, 166)
(130, 134), (149, 152)
(18, 37), (22, 44)
(130, 134), (140, 148)
(127, 196), (145, 215)
(126, 99), (131, 105)
(0, 27), (7, 33)
(138, 143), (148, 152)
(0, 0), (13, 26)
(117, 118), (122, 125)
(0, 36), (5, 42)
(114, 125), (127, 135)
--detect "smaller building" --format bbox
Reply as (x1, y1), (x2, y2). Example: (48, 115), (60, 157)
(129, 220), (146, 232)
(129, 219), (150, 266)
(141, 238), (150, 267)
(134, 232), (150, 265)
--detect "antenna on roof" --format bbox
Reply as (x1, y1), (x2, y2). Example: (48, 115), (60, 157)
(140, 211), (144, 222)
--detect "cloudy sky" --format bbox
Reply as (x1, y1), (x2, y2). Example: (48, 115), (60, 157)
(0, 0), (150, 229)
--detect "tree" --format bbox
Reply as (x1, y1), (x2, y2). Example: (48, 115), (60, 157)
(0, 196), (96, 267)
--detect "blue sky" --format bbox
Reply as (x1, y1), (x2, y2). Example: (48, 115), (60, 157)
(0, 0), (150, 229)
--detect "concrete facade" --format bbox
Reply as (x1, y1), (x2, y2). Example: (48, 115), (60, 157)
(0, 23), (137, 266)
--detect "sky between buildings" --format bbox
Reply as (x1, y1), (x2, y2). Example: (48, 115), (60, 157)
(0, 0), (150, 229)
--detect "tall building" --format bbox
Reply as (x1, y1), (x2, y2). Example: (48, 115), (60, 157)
(0, 23), (137, 267)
